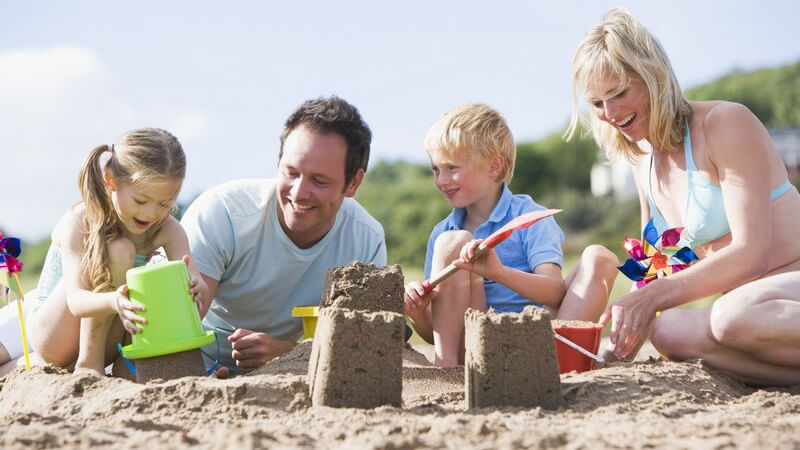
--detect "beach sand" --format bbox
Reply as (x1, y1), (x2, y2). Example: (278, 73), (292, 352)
(0, 341), (798, 449)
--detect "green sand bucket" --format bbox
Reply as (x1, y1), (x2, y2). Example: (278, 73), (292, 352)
(121, 261), (215, 360)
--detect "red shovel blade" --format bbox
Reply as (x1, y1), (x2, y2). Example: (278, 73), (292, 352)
(482, 209), (562, 248)
(421, 208), (562, 293)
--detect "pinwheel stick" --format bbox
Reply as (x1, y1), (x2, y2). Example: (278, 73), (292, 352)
(12, 273), (31, 370)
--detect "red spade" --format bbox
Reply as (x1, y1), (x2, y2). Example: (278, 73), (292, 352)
(420, 209), (562, 294)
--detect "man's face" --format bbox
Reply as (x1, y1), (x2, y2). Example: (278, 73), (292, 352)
(276, 125), (363, 249)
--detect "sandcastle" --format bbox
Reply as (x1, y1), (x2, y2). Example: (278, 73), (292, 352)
(465, 306), (563, 409)
(113, 348), (207, 383)
(308, 261), (405, 408)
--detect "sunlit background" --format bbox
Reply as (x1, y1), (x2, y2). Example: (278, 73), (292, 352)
(3, 1), (800, 295)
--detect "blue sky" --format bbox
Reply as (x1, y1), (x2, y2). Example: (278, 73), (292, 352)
(3, 1), (799, 240)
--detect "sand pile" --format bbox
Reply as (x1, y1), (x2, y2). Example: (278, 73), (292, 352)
(0, 347), (799, 448)
(320, 261), (404, 313)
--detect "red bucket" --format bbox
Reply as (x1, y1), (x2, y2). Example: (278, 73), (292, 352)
(553, 324), (603, 373)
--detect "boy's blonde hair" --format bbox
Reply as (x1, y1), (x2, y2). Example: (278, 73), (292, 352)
(564, 8), (691, 161)
(424, 103), (516, 183)
(78, 128), (185, 292)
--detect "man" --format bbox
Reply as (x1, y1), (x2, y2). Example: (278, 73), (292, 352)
(181, 96), (386, 376)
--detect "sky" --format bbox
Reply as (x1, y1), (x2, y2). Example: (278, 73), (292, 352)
(3, 1), (799, 241)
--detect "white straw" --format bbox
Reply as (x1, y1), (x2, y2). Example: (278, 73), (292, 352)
(554, 332), (604, 363)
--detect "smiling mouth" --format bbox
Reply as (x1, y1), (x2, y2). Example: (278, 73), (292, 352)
(617, 113), (635, 128)
(442, 188), (458, 198)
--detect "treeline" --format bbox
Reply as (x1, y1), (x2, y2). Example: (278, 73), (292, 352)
(10, 60), (800, 289)
(358, 60), (800, 268)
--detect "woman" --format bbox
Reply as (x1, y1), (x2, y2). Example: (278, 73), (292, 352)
(566, 8), (800, 386)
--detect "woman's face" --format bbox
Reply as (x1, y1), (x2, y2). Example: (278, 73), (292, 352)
(584, 74), (651, 142)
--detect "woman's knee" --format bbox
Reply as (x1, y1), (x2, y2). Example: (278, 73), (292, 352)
(709, 300), (749, 348)
(433, 230), (473, 264)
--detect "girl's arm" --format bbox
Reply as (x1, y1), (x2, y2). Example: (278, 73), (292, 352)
(157, 216), (212, 316)
(59, 209), (121, 317)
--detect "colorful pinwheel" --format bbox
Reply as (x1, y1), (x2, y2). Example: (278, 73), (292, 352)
(0, 231), (31, 370)
(617, 218), (698, 289)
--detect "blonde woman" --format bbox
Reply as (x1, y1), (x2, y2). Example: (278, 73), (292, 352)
(566, 8), (800, 385)
(0, 129), (208, 376)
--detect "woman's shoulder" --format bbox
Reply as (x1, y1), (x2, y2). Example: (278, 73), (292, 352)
(691, 101), (758, 133)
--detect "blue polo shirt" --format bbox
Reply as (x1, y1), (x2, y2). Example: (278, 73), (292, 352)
(424, 184), (564, 312)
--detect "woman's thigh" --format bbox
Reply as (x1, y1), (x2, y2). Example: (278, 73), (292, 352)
(710, 269), (800, 351)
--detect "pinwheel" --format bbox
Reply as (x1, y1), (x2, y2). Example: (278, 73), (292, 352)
(0, 231), (31, 370)
(617, 218), (698, 289)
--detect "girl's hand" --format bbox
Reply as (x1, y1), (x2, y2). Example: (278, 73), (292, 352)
(403, 281), (437, 317)
(599, 287), (658, 359)
(453, 239), (503, 281)
(182, 254), (211, 317)
(112, 284), (147, 334)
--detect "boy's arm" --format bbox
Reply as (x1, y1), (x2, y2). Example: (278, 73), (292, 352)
(493, 262), (566, 309)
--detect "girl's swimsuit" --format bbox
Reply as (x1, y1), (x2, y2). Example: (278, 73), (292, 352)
(34, 244), (148, 312)
(647, 122), (792, 248)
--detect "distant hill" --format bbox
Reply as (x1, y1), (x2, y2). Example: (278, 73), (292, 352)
(686, 61), (800, 128)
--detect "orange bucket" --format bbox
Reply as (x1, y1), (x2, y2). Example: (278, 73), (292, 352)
(553, 324), (603, 373)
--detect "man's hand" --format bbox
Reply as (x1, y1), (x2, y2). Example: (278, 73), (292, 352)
(228, 328), (296, 370)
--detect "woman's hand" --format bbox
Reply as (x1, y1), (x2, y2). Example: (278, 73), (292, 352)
(599, 286), (659, 359)
(112, 284), (147, 334)
(453, 239), (504, 281)
(403, 281), (437, 317)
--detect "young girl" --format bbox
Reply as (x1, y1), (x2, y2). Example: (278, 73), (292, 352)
(0, 128), (209, 376)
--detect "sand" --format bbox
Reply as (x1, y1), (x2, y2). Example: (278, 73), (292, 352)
(1, 341), (798, 449)
(320, 261), (404, 313)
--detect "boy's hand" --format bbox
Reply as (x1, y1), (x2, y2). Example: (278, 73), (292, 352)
(453, 239), (504, 281)
(112, 284), (147, 334)
(404, 281), (437, 317)
(182, 254), (211, 318)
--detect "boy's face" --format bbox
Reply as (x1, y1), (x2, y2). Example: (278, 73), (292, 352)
(429, 150), (500, 210)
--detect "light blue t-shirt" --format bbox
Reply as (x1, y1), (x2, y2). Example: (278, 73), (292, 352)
(424, 184), (564, 313)
(181, 178), (387, 371)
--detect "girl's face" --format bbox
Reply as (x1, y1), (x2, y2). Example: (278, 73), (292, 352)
(107, 175), (182, 236)
(584, 74), (651, 142)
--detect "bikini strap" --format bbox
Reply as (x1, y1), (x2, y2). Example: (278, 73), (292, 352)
(683, 120), (697, 172)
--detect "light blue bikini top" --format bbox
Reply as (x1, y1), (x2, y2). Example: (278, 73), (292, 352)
(647, 122), (793, 249)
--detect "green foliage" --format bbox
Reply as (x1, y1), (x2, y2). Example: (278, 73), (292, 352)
(356, 161), (451, 268)
(686, 61), (800, 128)
(510, 133), (598, 198)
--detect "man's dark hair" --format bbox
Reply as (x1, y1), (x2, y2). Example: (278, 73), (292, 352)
(279, 96), (372, 189)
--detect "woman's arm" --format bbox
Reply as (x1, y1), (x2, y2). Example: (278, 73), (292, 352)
(649, 103), (773, 310)
(606, 103), (776, 355)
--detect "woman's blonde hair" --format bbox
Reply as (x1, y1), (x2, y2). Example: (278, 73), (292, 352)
(77, 128), (185, 292)
(424, 103), (516, 183)
(564, 8), (691, 161)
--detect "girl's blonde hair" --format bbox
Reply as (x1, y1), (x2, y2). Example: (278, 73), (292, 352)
(424, 103), (516, 183)
(564, 8), (691, 161)
(78, 128), (185, 292)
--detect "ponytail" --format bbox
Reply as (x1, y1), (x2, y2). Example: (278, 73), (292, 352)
(77, 144), (119, 292)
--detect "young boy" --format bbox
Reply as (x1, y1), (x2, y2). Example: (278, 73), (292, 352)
(404, 103), (619, 367)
